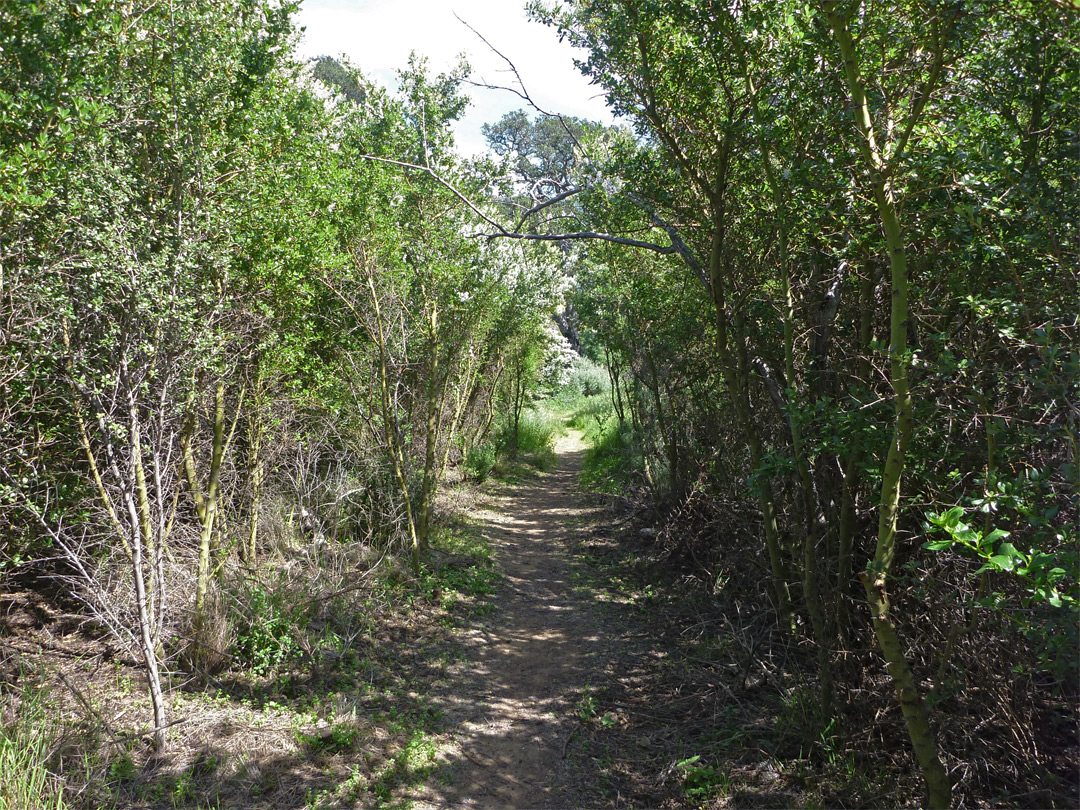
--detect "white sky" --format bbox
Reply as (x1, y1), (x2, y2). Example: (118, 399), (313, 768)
(292, 0), (617, 157)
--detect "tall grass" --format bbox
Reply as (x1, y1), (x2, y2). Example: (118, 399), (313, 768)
(505, 406), (560, 469)
(564, 394), (643, 493)
(579, 413), (639, 493)
(0, 679), (66, 810)
(566, 394), (611, 436)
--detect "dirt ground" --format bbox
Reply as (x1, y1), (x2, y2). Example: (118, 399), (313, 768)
(408, 429), (610, 808)
(5, 426), (1075, 809)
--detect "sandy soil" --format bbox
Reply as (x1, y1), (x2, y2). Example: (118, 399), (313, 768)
(411, 430), (608, 808)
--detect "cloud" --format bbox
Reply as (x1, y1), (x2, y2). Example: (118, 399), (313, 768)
(293, 0), (615, 156)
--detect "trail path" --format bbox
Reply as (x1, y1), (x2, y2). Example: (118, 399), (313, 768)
(413, 430), (607, 808)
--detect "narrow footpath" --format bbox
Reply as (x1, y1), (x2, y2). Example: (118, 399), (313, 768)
(412, 430), (608, 808)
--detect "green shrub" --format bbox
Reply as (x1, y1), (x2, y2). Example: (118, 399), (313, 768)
(925, 504), (1079, 685)
(677, 755), (728, 804)
(436, 563), (500, 597)
(568, 355), (610, 398)
(464, 442), (497, 482)
(552, 355), (611, 406)
(579, 412), (640, 493)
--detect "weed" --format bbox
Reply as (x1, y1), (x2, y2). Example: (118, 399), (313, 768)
(465, 442), (498, 482)
(170, 771), (195, 807)
(342, 765), (368, 801)
(232, 582), (307, 676)
(436, 563), (500, 597)
(107, 752), (136, 785)
(677, 755), (729, 804)
(296, 722), (360, 754)
(0, 678), (66, 810)
(577, 686), (598, 720)
(577, 411), (641, 493)
(501, 406), (559, 468)
(371, 729), (440, 806)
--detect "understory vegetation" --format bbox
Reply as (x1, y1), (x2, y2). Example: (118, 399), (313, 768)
(1, 511), (501, 810)
(1, 0), (1076, 808)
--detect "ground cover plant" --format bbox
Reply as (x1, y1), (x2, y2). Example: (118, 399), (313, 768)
(0, 505), (502, 810)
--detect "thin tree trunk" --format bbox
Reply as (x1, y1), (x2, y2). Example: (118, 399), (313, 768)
(823, 5), (952, 804)
(365, 269), (423, 572)
(121, 367), (168, 750)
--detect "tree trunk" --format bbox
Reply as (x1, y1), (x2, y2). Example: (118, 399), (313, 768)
(823, 4), (952, 804)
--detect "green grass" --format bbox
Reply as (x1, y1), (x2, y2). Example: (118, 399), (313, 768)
(503, 406), (560, 469)
(558, 392), (644, 493)
(578, 413), (640, 493)
(0, 677), (66, 810)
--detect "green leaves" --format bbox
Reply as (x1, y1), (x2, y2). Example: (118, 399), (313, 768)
(925, 506), (1076, 610)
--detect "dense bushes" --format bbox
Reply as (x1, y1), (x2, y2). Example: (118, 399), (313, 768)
(0, 0), (560, 751)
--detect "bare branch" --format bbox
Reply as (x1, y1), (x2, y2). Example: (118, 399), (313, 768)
(625, 192), (709, 287)
(472, 228), (677, 254)
(514, 185), (584, 231)
(355, 154), (509, 234)
(454, 13), (594, 162)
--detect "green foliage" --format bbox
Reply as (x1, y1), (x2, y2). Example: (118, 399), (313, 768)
(233, 583), (307, 677)
(464, 442), (498, 483)
(554, 355), (610, 403)
(925, 504), (1079, 682)
(426, 560), (501, 600)
(676, 756), (728, 804)
(501, 406), (559, 467)
(576, 405), (639, 494)
(370, 729), (440, 805)
(296, 723), (360, 755)
(576, 690), (597, 720)
(106, 752), (136, 786)
(0, 678), (65, 810)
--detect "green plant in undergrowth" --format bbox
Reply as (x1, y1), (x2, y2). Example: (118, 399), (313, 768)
(464, 441), (498, 482)
(677, 755), (728, 804)
(296, 722), (360, 754)
(169, 770), (195, 807)
(107, 752), (136, 786)
(432, 521), (493, 565)
(501, 406), (559, 467)
(0, 679), (66, 810)
(232, 582), (307, 676)
(371, 729), (440, 805)
(576, 686), (597, 720)
(434, 563), (500, 598)
(925, 503), (1079, 683)
(552, 355), (610, 404)
(565, 393), (611, 433)
(579, 413), (639, 493)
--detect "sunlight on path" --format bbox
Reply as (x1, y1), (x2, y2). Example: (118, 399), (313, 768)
(410, 429), (605, 809)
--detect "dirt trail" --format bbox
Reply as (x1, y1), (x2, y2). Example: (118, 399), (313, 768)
(413, 430), (606, 808)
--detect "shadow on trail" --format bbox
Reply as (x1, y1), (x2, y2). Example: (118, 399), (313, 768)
(409, 441), (608, 808)
(101, 442), (607, 810)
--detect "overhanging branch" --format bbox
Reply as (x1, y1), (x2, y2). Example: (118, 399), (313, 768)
(472, 229), (678, 254)
(625, 192), (709, 288)
(515, 185), (584, 231)
(355, 154), (509, 234)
